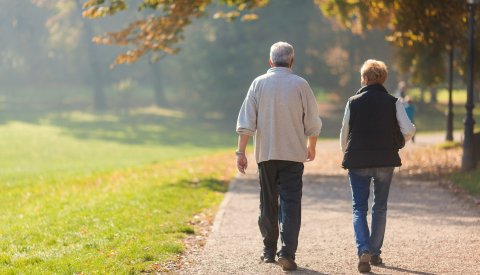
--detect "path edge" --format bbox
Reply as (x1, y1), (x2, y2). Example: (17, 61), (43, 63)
(211, 173), (242, 233)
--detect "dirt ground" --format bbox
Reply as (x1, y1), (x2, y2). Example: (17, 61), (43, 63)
(178, 135), (480, 274)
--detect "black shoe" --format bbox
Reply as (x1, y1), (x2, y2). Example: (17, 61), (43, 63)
(260, 254), (276, 263)
(358, 251), (371, 273)
(278, 256), (297, 271)
(370, 255), (383, 266)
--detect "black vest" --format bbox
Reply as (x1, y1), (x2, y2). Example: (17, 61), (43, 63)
(342, 84), (404, 169)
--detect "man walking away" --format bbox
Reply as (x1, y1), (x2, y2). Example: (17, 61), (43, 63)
(236, 41), (322, 271)
(340, 59), (415, 273)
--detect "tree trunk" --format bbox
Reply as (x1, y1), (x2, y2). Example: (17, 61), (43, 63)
(420, 87), (425, 105)
(430, 87), (438, 103)
(150, 61), (168, 107)
(446, 45), (454, 141)
(473, 80), (480, 103)
(74, 0), (107, 111)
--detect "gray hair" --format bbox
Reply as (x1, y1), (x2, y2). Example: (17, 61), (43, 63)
(270, 42), (294, 67)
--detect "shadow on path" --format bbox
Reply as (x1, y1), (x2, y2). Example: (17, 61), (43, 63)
(378, 265), (436, 275)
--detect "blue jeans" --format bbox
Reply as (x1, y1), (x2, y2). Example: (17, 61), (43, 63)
(348, 167), (394, 256)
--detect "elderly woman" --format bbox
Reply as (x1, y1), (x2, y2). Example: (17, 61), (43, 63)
(340, 59), (415, 273)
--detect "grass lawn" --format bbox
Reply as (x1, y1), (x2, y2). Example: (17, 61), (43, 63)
(407, 88), (468, 105)
(450, 169), (480, 196)
(1, 84), (478, 273)
(413, 103), (480, 133)
(0, 110), (237, 274)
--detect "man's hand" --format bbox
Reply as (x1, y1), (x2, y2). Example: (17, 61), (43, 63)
(236, 153), (248, 174)
(306, 136), (318, 162)
(306, 146), (316, 162)
(236, 135), (250, 174)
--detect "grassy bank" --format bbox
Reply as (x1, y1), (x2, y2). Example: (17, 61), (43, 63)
(451, 170), (480, 196)
(0, 112), (236, 273)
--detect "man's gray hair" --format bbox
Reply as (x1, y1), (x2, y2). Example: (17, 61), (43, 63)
(270, 42), (294, 67)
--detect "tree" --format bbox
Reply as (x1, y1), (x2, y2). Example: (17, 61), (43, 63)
(316, 0), (480, 141)
(0, 1), (52, 86)
(33, 0), (110, 111)
(81, 0), (268, 65)
(315, 0), (477, 96)
(74, 0), (107, 110)
(149, 57), (169, 107)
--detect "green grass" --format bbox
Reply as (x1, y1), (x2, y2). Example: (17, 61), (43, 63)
(397, 88), (480, 133)
(1, 83), (478, 273)
(450, 169), (480, 196)
(435, 141), (462, 150)
(409, 102), (480, 133)
(0, 106), (237, 273)
(407, 88), (467, 104)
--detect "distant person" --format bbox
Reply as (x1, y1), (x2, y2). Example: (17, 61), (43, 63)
(403, 96), (416, 142)
(394, 80), (407, 99)
(236, 41), (322, 271)
(340, 59), (415, 273)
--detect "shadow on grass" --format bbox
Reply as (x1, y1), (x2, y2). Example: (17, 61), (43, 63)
(176, 178), (229, 193)
(0, 104), (344, 146)
(49, 112), (235, 147)
(4, 91), (477, 148)
(0, 106), (237, 148)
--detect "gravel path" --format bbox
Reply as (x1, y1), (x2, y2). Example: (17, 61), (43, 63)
(181, 136), (480, 274)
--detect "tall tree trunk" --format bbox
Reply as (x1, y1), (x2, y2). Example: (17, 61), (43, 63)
(420, 87), (425, 105)
(74, 0), (106, 111)
(476, 80), (480, 103)
(446, 45), (454, 141)
(430, 87), (438, 103)
(150, 61), (168, 107)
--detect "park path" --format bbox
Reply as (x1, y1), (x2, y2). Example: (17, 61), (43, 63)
(181, 134), (480, 274)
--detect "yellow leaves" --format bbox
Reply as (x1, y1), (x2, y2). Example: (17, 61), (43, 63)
(82, 0), (101, 9)
(82, 7), (109, 18)
(241, 13), (259, 21)
(213, 11), (240, 21)
(371, 1), (384, 9)
(386, 30), (426, 47)
(237, 3), (248, 11)
(424, 8), (438, 17)
(213, 10), (259, 22)
(82, 0), (127, 18)
(315, 0), (395, 34)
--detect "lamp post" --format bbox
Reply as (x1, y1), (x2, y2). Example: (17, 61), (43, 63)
(462, 0), (479, 171)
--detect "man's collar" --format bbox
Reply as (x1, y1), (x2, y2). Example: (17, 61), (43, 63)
(267, 67), (293, 73)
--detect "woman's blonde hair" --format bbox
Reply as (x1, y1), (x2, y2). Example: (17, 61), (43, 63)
(360, 59), (388, 85)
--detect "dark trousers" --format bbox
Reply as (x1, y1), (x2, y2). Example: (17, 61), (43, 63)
(258, 160), (304, 259)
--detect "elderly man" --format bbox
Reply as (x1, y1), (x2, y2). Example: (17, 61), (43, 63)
(340, 59), (416, 273)
(236, 41), (322, 271)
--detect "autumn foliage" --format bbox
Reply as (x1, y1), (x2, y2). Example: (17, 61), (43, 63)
(81, 0), (267, 64)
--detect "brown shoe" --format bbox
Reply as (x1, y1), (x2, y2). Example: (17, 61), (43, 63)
(370, 255), (383, 266)
(358, 251), (371, 273)
(278, 256), (297, 271)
